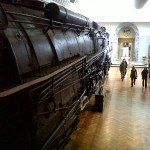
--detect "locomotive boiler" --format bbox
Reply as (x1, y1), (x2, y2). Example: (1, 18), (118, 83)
(0, 1), (111, 150)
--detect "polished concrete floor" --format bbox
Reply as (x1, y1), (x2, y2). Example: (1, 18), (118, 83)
(64, 66), (150, 150)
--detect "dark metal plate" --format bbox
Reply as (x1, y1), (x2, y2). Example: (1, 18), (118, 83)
(0, 4), (8, 30)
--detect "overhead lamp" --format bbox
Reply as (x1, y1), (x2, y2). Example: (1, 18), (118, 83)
(70, 0), (77, 3)
(134, 0), (148, 9)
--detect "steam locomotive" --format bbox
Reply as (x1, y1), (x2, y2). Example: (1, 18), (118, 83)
(0, 1), (111, 150)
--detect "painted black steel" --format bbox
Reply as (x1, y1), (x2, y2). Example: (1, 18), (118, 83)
(44, 3), (89, 27)
(0, 4), (8, 29)
(0, 2), (111, 150)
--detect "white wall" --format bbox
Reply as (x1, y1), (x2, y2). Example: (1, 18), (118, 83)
(135, 23), (150, 62)
(138, 35), (150, 63)
(99, 22), (150, 64)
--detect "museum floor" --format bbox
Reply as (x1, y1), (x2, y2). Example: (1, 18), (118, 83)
(64, 66), (150, 150)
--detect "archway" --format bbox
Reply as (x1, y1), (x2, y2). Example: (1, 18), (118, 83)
(113, 22), (139, 62)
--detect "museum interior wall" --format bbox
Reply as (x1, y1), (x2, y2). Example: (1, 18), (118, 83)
(99, 22), (150, 64)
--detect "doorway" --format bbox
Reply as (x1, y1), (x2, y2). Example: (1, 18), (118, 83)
(113, 23), (139, 63)
(122, 43), (130, 57)
(118, 38), (135, 63)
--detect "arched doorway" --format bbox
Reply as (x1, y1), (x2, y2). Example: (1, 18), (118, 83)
(118, 27), (135, 64)
(113, 23), (139, 63)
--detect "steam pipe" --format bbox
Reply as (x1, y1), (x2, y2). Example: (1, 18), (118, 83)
(44, 3), (90, 27)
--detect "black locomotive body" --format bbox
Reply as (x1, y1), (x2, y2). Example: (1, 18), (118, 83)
(0, 1), (111, 150)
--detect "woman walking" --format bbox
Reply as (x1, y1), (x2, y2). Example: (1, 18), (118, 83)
(130, 66), (137, 87)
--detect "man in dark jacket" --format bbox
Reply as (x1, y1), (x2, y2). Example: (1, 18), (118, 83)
(119, 59), (128, 81)
(141, 67), (148, 88)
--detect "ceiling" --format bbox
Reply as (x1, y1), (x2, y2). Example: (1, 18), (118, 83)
(70, 0), (150, 22)
(45, 0), (150, 22)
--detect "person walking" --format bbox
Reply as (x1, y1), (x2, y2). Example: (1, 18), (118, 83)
(119, 58), (128, 81)
(130, 66), (137, 87)
(141, 67), (148, 88)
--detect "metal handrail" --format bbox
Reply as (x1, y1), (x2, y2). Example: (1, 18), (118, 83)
(40, 89), (86, 150)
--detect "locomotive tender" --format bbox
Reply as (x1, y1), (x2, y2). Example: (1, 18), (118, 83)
(0, 0), (111, 149)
